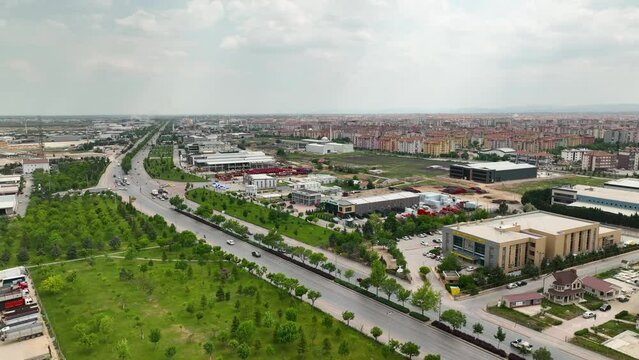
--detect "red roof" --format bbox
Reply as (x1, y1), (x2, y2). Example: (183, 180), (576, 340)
(503, 292), (544, 303)
(22, 158), (48, 165)
(581, 276), (617, 293)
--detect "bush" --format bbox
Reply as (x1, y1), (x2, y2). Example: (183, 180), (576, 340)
(508, 353), (526, 360)
(574, 328), (590, 336)
(409, 312), (430, 322)
(431, 321), (507, 358)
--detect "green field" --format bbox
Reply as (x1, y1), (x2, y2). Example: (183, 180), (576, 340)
(498, 176), (609, 195)
(145, 145), (206, 182)
(487, 306), (559, 331)
(571, 334), (637, 360)
(31, 251), (401, 360)
(288, 151), (456, 179)
(186, 189), (334, 247)
(593, 320), (639, 337)
(32, 157), (109, 195)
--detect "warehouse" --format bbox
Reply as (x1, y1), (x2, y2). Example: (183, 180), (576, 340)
(442, 211), (621, 273)
(604, 178), (639, 193)
(552, 184), (639, 215)
(449, 161), (537, 183)
(190, 151), (275, 172)
(325, 191), (421, 217)
(0, 194), (17, 215)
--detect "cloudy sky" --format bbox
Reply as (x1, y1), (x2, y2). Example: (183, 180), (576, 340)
(1, 0), (638, 115)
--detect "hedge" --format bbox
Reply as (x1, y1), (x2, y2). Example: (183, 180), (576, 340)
(431, 321), (508, 358)
(574, 328), (590, 336)
(334, 278), (410, 314)
(409, 311), (430, 322)
(615, 310), (629, 320)
(508, 354), (526, 360)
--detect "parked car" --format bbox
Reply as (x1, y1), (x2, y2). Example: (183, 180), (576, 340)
(226, 239), (235, 245)
(617, 296), (630, 303)
(251, 251), (261, 258)
(510, 339), (533, 352)
(420, 240), (428, 246)
(506, 283), (518, 289)
(582, 311), (596, 319)
(516, 281), (528, 287)
(423, 252), (430, 257)
(599, 304), (612, 312)
(433, 238), (442, 244)
(466, 266), (477, 272)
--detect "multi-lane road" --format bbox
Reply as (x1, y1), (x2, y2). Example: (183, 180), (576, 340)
(98, 133), (634, 360)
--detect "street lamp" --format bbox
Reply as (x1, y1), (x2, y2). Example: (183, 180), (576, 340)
(386, 311), (392, 342)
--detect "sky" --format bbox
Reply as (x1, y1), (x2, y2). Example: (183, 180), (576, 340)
(1, 0), (639, 115)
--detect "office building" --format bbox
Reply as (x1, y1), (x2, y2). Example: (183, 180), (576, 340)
(449, 161), (537, 183)
(22, 158), (50, 174)
(442, 211), (621, 273)
(291, 189), (322, 206)
(552, 184), (639, 215)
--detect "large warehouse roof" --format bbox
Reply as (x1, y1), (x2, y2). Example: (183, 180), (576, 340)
(605, 178), (639, 191)
(464, 161), (537, 171)
(340, 191), (420, 205)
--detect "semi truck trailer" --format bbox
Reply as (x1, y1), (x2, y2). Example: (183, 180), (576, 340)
(0, 322), (44, 342)
(2, 304), (39, 321)
(0, 312), (39, 328)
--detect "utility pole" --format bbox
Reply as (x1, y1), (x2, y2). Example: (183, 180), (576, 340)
(37, 116), (45, 157)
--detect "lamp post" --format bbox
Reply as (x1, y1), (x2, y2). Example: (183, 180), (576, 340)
(386, 311), (392, 342)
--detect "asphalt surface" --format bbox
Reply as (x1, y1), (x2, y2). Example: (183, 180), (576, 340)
(97, 131), (635, 360)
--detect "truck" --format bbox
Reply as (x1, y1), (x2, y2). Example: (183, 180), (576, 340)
(0, 312), (39, 328)
(0, 282), (27, 294)
(151, 189), (159, 196)
(0, 322), (44, 342)
(0, 289), (26, 309)
(1, 296), (33, 311)
(2, 304), (39, 321)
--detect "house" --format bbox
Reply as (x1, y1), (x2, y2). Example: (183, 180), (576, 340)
(581, 276), (621, 300)
(22, 158), (50, 174)
(545, 269), (584, 304)
(502, 292), (544, 308)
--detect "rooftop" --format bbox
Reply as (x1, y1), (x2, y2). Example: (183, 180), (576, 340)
(0, 194), (16, 209)
(445, 211), (603, 244)
(605, 178), (639, 190)
(552, 269), (579, 285)
(502, 292), (544, 303)
(246, 174), (274, 180)
(0, 175), (21, 183)
(461, 161), (537, 171)
(581, 276), (618, 293)
(293, 189), (321, 195)
(559, 184), (639, 204)
(340, 191), (420, 206)
(22, 158), (48, 165)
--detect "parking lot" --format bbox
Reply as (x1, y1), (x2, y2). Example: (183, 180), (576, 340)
(397, 232), (446, 290)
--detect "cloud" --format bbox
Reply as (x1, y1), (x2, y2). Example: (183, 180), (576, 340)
(44, 19), (67, 30)
(219, 35), (246, 49)
(3, 59), (38, 81)
(116, 0), (223, 35)
(0, 19), (6, 27)
(162, 49), (189, 57)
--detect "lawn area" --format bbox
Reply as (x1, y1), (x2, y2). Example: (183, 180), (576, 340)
(487, 306), (558, 331)
(580, 293), (605, 311)
(595, 268), (621, 280)
(187, 188), (334, 247)
(289, 151), (457, 179)
(571, 336), (637, 360)
(498, 176), (609, 195)
(541, 299), (583, 320)
(144, 145), (207, 182)
(32, 157), (109, 195)
(31, 250), (401, 360)
(593, 320), (639, 337)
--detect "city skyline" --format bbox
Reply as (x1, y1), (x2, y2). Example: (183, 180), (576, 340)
(1, 0), (639, 115)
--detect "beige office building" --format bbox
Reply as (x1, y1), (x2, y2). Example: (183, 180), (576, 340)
(442, 211), (621, 273)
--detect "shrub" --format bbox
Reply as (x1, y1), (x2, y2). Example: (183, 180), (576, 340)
(431, 321), (507, 358)
(574, 328), (589, 336)
(508, 353), (526, 360)
(409, 312), (430, 322)
(615, 310), (629, 320)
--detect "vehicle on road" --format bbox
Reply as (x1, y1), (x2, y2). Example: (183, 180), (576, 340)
(151, 189), (159, 196)
(599, 304), (611, 312)
(251, 251), (261, 258)
(516, 280), (527, 287)
(423, 252), (429, 257)
(506, 283), (518, 289)
(582, 311), (596, 319)
(617, 296), (630, 303)
(510, 339), (533, 352)
(226, 239), (235, 245)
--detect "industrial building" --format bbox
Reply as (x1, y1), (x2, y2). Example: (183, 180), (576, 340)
(243, 174), (276, 190)
(0, 194), (17, 215)
(22, 158), (50, 174)
(604, 178), (639, 193)
(0, 175), (20, 195)
(449, 161), (537, 183)
(442, 211), (621, 273)
(190, 151), (275, 172)
(291, 189), (322, 206)
(305, 142), (354, 155)
(552, 184), (639, 215)
(324, 191), (421, 217)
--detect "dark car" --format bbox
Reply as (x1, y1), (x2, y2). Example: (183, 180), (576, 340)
(251, 251), (261, 258)
(516, 281), (527, 287)
(600, 304), (612, 312)
(617, 296), (630, 303)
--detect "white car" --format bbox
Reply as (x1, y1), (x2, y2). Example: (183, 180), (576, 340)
(582, 311), (596, 319)
(510, 339), (533, 351)
(226, 239), (236, 245)
(420, 240), (428, 246)
(506, 283), (518, 289)
(432, 238), (442, 244)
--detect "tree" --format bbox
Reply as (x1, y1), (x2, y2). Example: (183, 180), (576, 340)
(498, 201), (509, 215)
(523, 203), (537, 213)
(472, 322), (484, 339)
(438, 254), (459, 272)
(149, 328), (161, 350)
(169, 195), (187, 210)
(341, 310), (355, 326)
(533, 347), (553, 360)
(322, 337), (332, 354)
(494, 326), (506, 348)
(115, 338), (130, 359)
(440, 309), (466, 330)
(294, 285), (308, 298)
(236, 320), (256, 343)
(307, 290), (321, 305)
(369, 259), (388, 296)
(424, 355), (441, 360)
(381, 278), (401, 300)
(275, 321), (299, 343)
(109, 236), (122, 250)
(165, 346), (176, 359)
(16, 247), (29, 263)
(79, 333), (98, 349)
(298, 329), (307, 357)
(344, 269), (355, 281)
(400, 341), (420, 359)
(321, 262), (336, 275)
(309, 252), (327, 268)
(396, 288), (412, 306)
(41, 274), (65, 294)
(195, 203), (213, 217)
(338, 340), (349, 355)
(411, 284), (440, 315)
(370, 326), (383, 341)
(203, 342), (214, 360)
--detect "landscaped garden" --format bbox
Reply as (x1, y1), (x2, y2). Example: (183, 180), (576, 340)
(186, 189), (334, 247)
(32, 157), (109, 195)
(592, 320), (639, 338)
(144, 145), (206, 182)
(487, 305), (561, 332)
(541, 299), (583, 320)
(572, 328), (637, 360)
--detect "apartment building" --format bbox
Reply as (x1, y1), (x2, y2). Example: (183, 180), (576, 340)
(561, 148), (592, 162)
(442, 211), (621, 273)
(581, 151), (616, 171)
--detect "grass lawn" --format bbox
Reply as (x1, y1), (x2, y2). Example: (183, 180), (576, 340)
(187, 189), (334, 247)
(289, 151), (457, 179)
(581, 293), (605, 311)
(498, 176), (609, 195)
(541, 299), (583, 320)
(32, 251), (401, 360)
(593, 320), (639, 337)
(614, 311), (638, 322)
(487, 306), (555, 331)
(571, 336), (637, 360)
(145, 145), (207, 182)
(595, 268), (621, 280)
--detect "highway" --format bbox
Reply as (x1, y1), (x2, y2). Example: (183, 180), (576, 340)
(98, 132), (625, 360)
